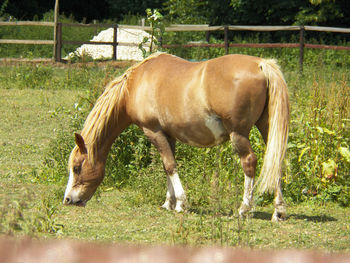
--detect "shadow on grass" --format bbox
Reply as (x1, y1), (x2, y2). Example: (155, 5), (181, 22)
(252, 211), (272, 220)
(187, 207), (234, 217)
(252, 211), (337, 222)
(288, 213), (337, 222)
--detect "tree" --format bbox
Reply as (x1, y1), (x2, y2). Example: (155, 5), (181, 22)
(106, 0), (166, 21)
(229, 0), (350, 26)
(163, 0), (209, 24)
(1, 0), (109, 22)
(294, 0), (350, 26)
(1, 0), (349, 27)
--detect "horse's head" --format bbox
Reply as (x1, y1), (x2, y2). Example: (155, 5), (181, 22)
(63, 133), (104, 207)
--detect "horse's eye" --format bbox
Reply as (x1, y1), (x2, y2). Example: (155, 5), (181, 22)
(73, 166), (81, 174)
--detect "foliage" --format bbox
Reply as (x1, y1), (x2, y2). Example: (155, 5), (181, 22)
(106, 0), (165, 22)
(294, 0), (346, 25)
(2, 0), (350, 27)
(163, 0), (209, 24)
(0, 0), (8, 17)
(285, 69), (350, 206)
(0, 189), (64, 236)
(138, 9), (165, 58)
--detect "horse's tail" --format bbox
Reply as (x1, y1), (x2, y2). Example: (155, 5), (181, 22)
(256, 59), (290, 194)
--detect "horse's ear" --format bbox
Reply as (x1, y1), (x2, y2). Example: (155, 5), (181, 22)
(75, 133), (87, 154)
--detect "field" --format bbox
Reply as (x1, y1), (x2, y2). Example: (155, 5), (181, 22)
(0, 56), (349, 252)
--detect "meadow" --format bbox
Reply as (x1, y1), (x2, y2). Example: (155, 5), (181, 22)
(0, 46), (349, 251)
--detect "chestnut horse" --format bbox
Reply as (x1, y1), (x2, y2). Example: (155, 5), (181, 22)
(63, 52), (289, 221)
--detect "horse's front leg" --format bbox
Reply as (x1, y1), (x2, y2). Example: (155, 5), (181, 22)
(163, 171), (186, 212)
(142, 128), (186, 212)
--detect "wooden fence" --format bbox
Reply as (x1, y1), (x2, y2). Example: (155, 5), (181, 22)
(0, 21), (349, 71)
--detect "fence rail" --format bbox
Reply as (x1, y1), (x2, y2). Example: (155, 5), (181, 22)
(0, 21), (349, 71)
(0, 39), (55, 45)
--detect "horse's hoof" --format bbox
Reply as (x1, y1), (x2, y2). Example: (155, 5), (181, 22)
(174, 201), (185, 213)
(271, 211), (286, 222)
(161, 200), (175, 211)
(238, 203), (251, 218)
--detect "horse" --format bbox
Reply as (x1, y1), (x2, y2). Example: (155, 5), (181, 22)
(63, 52), (289, 222)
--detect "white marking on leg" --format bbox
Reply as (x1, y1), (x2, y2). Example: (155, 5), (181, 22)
(243, 174), (254, 206)
(162, 176), (175, 211)
(239, 174), (254, 216)
(161, 192), (172, 210)
(169, 172), (186, 212)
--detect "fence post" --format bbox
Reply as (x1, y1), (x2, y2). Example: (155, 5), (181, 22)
(53, 0), (59, 60)
(113, 25), (118, 60)
(299, 25), (305, 73)
(55, 22), (62, 62)
(224, 26), (229, 55)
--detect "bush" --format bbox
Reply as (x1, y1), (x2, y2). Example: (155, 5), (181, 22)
(284, 67), (350, 206)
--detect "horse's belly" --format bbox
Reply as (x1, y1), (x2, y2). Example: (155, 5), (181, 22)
(167, 114), (229, 147)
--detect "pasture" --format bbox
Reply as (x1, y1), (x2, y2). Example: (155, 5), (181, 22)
(0, 57), (349, 252)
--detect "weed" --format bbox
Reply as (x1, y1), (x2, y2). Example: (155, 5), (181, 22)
(285, 70), (350, 205)
(0, 188), (64, 236)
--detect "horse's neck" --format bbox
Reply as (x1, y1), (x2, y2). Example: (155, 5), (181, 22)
(102, 111), (131, 163)
(83, 107), (131, 165)
(101, 86), (131, 159)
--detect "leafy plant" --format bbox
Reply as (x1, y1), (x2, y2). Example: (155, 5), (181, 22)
(0, 190), (64, 236)
(284, 69), (350, 205)
(0, 0), (9, 17)
(138, 8), (165, 58)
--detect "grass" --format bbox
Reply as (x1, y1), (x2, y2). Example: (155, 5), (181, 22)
(0, 60), (349, 252)
(0, 88), (81, 175)
(1, 176), (349, 251)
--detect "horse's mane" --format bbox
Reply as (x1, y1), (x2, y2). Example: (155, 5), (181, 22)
(76, 52), (165, 165)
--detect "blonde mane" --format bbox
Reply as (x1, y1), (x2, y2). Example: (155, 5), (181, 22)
(75, 52), (165, 165)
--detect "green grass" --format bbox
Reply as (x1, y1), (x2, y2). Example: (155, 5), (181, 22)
(0, 88), (81, 175)
(0, 60), (349, 252)
(1, 176), (349, 250)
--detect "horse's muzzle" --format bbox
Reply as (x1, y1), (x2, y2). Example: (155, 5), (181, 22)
(63, 196), (86, 207)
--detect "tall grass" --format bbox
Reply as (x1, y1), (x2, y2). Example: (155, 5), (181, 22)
(0, 186), (64, 236)
(285, 67), (350, 205)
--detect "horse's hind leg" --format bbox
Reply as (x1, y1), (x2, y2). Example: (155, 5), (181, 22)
(256, 111), (287, 221)
(272, 181), (287, 221)
(230, 132), (257, 217)
(142, 127), (186, 212)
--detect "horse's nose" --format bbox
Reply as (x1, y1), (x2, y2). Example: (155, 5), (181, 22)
(63, 196), (72, 205)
